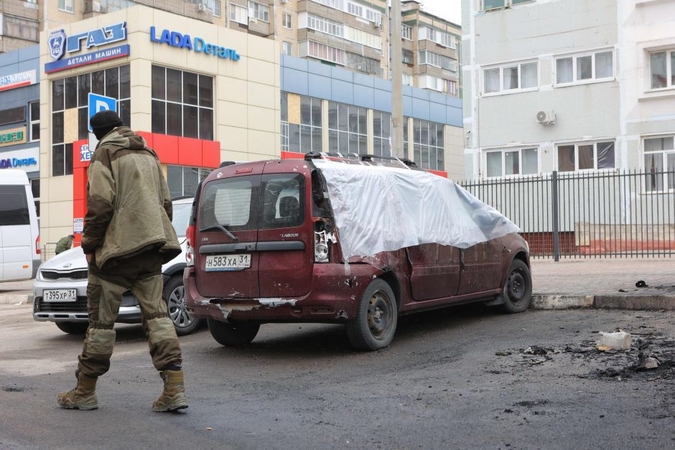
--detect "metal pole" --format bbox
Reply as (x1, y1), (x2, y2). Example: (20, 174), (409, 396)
(390, 0), (404, 159)
(552, 170), (560, 261)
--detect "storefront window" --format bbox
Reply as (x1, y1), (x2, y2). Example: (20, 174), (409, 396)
(152, 65), (214, 140)
(328, 101), (367, 155)
(50, 65), (131, 176)
(167, 165), (212, 198)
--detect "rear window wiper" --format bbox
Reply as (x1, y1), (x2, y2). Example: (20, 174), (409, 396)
(200, 223), (239, 242)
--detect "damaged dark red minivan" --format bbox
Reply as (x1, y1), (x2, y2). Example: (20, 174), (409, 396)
(184, 153), (532, 351)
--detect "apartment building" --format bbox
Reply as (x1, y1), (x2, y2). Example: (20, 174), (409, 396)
(2, 0), (460, 97)
(462, 0), (675, 181)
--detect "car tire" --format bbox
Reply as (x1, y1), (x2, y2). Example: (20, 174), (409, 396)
(500, 259), (533, 314)
(207, 318), (260, 346)
(163, 275), (200, 336)
(345, 279), (398, 351)
(55, 322), (88, 335)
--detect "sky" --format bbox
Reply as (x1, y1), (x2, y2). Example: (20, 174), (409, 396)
(416, 0), (461, 25)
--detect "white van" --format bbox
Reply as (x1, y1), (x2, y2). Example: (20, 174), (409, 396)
(0, 169), (40, 281)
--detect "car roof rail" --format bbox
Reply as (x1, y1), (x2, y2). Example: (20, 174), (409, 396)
(304, 151), (421, 170)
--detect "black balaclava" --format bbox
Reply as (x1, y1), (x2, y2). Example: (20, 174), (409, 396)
(90, 110), (123, 140)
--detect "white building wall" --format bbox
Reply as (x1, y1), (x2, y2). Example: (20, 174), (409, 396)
(462, 0), (622, 178)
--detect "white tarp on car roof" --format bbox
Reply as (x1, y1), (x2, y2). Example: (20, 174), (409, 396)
(314, 160), (520, 260)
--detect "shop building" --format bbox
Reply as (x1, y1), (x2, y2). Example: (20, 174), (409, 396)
(39, 5), (462, 249)
(0, 45), (41, 214)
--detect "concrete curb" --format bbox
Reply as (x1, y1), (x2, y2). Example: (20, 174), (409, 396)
(0, 293), (32, 305)
(533, 294), (675, 311)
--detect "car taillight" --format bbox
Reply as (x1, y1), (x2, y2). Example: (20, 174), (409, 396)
(36, 235), (41, 255)
(186, 224), (195, 266)
(314, 221), (332, 263)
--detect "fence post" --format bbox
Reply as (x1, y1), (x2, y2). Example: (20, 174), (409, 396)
(552, 171), (560, 261)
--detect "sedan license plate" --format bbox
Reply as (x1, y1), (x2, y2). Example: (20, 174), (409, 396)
(43, 289), (77, 302)
(205, 254), (251, 271)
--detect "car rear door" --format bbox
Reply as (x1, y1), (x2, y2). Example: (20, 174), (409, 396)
(406, 244), (461, 300)
(195, 166), (262, 299)
(256, 163), (313, 298)
(457, 239), (503, 295)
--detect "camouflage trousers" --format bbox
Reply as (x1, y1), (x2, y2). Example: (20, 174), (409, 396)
(78, 251), (182, 378)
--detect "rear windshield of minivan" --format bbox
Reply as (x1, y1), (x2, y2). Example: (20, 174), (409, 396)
(0, 185), (30, 226)
(200, 174), (305, 231)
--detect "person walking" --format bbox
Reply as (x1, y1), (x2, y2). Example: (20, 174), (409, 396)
(55, 234), (74, 254)
(57, 110), (188, 412)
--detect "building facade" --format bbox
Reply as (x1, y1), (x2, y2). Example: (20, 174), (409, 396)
(37, 5), (462, 248)
(3, 0), (460, 97)
(462, 0), (675, 182)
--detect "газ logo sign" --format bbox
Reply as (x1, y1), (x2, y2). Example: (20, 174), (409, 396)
(45, 22), (129, 74)
(48, 29), (67, 61)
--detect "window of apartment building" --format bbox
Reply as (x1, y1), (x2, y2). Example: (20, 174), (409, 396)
(29, 101), (39, 142)
(483, 0), (534, 11)
(419, 51), (458, 73)
(248, 1), (269, 22)
(555, 50), (613, 85)
(213, 0), (222, 17)
(419, 27), (456, 50)
(283, 13), (292, 29)
(282, 41), (293, 56)
(230, 3), (248, 23)
(557, 141), (615, 172)
(58, 0), (74, 12)
(312, 0), (344, 9)
(402, 49), (414, 65)
(402, 73), (414, 86)
(420, 75), (458, 96)
(347, 2), (363, 17)
(649, 49), (675, 90)
(307, 14), (344, 37)
(151, 65), (214, 140)
(167, 165), (211, 198)
(486, 148), (538, 177)
(51, 65), (130, 177)
(373, 111), (392, 157)
(328, 101), (367, 154)
(345, 27), (381, 50)
(644, 136), (675, 192)
(412, 119), (444, 171)
(289, 96), (322, 153)
(484, 60), (537, 94)
(402, 24), (413, 41)
(304, 41), (345, 65)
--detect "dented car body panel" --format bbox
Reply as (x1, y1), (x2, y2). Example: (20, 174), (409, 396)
(184, 156), (532, 350)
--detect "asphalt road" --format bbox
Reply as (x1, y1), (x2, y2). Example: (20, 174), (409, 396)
(1, 302), (674, 450)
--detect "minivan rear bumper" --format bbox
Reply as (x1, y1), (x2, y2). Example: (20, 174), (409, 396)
(184, 263), (383, 323)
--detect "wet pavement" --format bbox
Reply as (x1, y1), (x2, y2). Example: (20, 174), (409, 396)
(1, 257), (674, 309)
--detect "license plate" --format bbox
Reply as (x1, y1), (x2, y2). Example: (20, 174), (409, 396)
(205, 254), (251, 271)
(43, 289), (77, 302)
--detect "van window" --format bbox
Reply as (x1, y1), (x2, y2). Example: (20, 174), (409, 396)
(200, 174), (305, 231)
(261, 174), (304, 228)
(0, 185), (30, 226)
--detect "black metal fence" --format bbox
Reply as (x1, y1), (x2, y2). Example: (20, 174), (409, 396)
(460, 170), (675, 259)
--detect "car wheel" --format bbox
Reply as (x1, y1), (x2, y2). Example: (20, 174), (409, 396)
(207, 318), (260, 346)
(55, 322), (88, 335)
(345, 279), (398, 351)
(163, 275), (200, 336)
(500, 259), (532, 314)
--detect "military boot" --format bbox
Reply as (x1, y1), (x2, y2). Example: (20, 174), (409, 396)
(57, 371), (99, 410)
(153, 369), (188, 412)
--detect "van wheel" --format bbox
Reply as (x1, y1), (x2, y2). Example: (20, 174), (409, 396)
(56, 322), (88, 335)
(163, 276), (200, 336)
(500, 259), (532, 314)
(207, 318), (260, 346)
(346, 279), (398, 351)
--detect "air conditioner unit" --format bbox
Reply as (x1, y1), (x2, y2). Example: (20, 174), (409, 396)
(249, 17), (257, 23)
(92, 1), (102, 12)
(198, 3), (207, 11)
(536, 110), (556, 125)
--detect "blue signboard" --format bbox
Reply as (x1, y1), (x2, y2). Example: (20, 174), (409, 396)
(88, 93), (117, 132)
